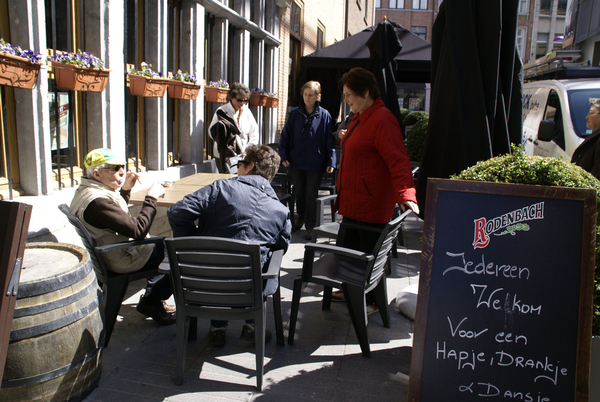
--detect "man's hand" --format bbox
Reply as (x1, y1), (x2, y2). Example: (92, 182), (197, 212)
(338, 129), (347, 140)
(282, 160), (290, 167)
(122, 171), (141, 191)
(147, 182), (166, 199)
(326, 166), (334, 173)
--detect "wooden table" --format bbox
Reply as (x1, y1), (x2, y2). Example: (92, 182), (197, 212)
(129, 172), (233, 207)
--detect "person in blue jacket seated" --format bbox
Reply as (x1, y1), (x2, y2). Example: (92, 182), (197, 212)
(166, 144), (292, 347)
(278, 80), (337, 240)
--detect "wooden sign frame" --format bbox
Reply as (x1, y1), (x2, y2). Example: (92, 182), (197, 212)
(408, 179), (596, 401)
(0, 201), (32, 383)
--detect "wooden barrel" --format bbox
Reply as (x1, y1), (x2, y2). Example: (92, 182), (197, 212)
(1, 242), (103, 402)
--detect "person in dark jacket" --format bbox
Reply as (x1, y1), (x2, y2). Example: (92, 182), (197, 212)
(278, 81), (336, 240)
(167, 144), (291, 347)
(572, 98), (600, 180)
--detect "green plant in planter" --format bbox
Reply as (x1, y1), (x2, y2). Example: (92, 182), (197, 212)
(453, 144), (600, 336)
(403, 110), (429, 127)
(400, 108), (410, 123)
(406, 117), (428, 162)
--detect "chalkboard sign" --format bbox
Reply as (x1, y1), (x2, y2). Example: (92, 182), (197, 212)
(408, 179), (596, 402)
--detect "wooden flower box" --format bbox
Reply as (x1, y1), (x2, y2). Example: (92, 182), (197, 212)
(0, 52), (40, 89)
(265, 96), (279, 108)
(127, 74), (168, 97)
(249, 93), (267, 106)
(52, 62), (110, 92)
(168, 80), (201, 100)
(204, 86), (228, 103)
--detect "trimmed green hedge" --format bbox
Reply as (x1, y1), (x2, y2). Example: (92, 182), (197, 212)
(406, 118), (428, 162)
(403, 111), (429, 127)
(453, 145), (600, 336)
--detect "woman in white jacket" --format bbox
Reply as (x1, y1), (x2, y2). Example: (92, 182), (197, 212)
(208, 82), (259, 173)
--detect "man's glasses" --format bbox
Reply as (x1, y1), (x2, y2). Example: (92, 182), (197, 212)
(235, 98), (249, 103)
(236, 160), (251, 168)
(101, 164), (125, 172)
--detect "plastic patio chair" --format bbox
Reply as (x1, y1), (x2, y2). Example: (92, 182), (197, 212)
(162, 236), (285, 390)
(58, 203), (164, 347)
(287, 211), (409, 357)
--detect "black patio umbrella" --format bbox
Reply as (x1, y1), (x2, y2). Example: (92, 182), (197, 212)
(415, 0), (523, 218)
(298, 20), (431, 122)
(366, 18), (404, 134)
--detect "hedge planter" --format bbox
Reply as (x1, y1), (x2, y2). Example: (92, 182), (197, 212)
(249, 93), (267, 106)
(204, 86), (228, 103)
(265, 96), (279, 108)
(0, 53), (40, 89)
(127, 74), (168, 97)
(52, 62), (109, 92)
(168, 80), (201, 100)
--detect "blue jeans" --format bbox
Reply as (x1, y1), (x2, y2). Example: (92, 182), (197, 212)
(289, 169), (323, 230)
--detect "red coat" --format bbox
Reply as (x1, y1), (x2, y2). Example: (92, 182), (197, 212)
(335, 98), (416, 224)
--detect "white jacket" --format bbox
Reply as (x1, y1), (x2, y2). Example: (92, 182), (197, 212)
(208, 101), (259, 158)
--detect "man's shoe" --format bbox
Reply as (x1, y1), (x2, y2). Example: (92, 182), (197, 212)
(162, 300), (176, 314)
(240, 323), (272, 344)
(305, 230), (313, 241)
(331, 289), (345, 302)
(136, 296), (176, 325)
(366, 303), (379, 316)
(210, 327), (226, 347)
(293, 218), (305, 232)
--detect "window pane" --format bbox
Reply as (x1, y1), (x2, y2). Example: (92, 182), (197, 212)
(375, 0), (381, 8)
(537, 32), (549, 42)
(557, 0), (567, 15)
(516, 28), (526, 58)
(411, 26), (427, 39)
(518, 0), (528, 14)
(390, 0), (397, 8)
(540, 0), (551, 14)
(412, 0), (426, 9)
(291, 2), (301, 36)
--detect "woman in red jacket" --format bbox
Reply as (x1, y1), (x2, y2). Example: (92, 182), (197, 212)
(335, 67), (419, 309)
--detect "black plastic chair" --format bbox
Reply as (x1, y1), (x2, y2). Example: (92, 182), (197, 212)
(162, 236), (284, 390)
(287, 211), (409, 357)
(310, 194), (340, 243)
(58, 203), (164, 347)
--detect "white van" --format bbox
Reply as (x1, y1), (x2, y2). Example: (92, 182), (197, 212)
(522, 79), (600, 160)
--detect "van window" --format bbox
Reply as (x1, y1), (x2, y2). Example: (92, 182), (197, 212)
(543, 90), (565, 150)
(568, 89), (600, 138)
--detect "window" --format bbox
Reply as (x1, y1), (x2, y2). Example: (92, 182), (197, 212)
(557, 0), (567, 15)
(317, 22), (325, 50)
(540, 0), (551, 15)
(411, 26), (427, 39)
(518, 0), (528, 14)
(390, 0), (405, 8)
(516, 28), (526, 59)
(536, 33), (549, 58)
(375, 0), (381, 8)
(412, 0), (427, 10)
(291, 1), (301, 37)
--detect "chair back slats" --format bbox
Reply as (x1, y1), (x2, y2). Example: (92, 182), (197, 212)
(58, 203), (108, 282)
(165, 237), (263, 311)
(365, 213), (407, 286)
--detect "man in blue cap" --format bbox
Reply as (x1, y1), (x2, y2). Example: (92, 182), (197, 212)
(70, 148), (175, 325)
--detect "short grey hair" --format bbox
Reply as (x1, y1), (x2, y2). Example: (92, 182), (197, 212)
(590, 98), (600, 109)
(243, 144), (280, 182)
(86, 163), (109, 178)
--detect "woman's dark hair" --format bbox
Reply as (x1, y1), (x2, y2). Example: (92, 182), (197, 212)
(338, 67), (380, 100)
(244, 144), (280, 182)
(227, 82), (250, 102)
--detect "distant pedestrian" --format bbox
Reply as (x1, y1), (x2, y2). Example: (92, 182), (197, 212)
(278, 81), (336, 240)
(572, 98), (600, 179)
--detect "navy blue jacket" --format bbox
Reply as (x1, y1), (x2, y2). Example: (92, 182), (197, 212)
(167, 175), (292, 295)
(278, 101), (336, 172)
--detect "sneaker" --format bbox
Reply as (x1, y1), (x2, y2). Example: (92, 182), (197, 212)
(331, 289), (345, 302)
(293, 218), (305, 232)
(240, 323), (272, 344)
(210, 327), (226, 347)
(136, 296), (176, 325)
(305, 230), (313, 241)
(366, 303), (379, 315)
